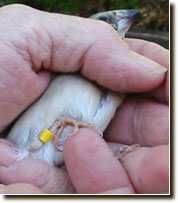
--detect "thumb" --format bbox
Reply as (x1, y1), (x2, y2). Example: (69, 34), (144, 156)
(64, 128), (134, 194)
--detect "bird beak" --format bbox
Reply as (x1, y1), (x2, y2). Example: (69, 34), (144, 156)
(90, 9), (139, 38)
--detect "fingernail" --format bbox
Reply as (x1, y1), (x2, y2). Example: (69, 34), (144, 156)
(130, 51), (167, 74)
(151, 66), (167, 74)
(0, 142), (17, 167)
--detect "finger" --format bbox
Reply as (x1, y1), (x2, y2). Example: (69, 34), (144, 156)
(0, 4), (51, 132)
(125, 38), (169, 103)
(64, 128), (135, 194)
(120, 145), (169, 194)
(105, 96), (169, 146)
(0, 68), (51, 132)
(0, 183), (44, 194)
(125, 39), (169, 68)
(0, 139), (74, 194)
(0, 5), (167, 131)
(1, 4), (167, 93)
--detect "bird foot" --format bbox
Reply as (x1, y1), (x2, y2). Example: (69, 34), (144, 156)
(29, 117), (103, 152)
(116, 144), (140, 160)
(50, 117), (103, 151)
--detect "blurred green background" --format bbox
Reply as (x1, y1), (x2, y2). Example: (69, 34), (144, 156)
(0, 0), (169, 32)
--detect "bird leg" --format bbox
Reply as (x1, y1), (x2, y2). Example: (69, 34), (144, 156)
(116, 144), (140, 160)
(29, 117), (103, 152)
(51, 117), (103, 151)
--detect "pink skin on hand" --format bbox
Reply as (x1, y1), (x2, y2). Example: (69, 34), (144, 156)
(0, 4), (169, 194)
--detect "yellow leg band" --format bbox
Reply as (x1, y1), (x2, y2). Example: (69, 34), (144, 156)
(39, 129), (54, 143)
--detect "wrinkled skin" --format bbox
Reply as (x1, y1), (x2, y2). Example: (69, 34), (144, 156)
(0, 4), (169, 194)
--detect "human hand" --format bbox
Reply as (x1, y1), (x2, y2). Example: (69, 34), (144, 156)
(0, 4), (169, 194)
(0, 182), (43, 194)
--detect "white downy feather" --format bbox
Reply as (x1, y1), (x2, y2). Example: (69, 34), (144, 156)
(8, 74), (124, 165)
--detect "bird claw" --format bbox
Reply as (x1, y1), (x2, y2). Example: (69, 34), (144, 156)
(116, 144), (140, 160)
(50, 117), (103, 151)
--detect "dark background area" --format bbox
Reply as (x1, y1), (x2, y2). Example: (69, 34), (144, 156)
(0, 0), (169, 48)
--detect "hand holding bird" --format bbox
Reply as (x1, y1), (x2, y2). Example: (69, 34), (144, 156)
(0, 4), (169, 194)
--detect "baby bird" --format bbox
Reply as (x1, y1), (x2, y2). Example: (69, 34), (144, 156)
(7, 10), (138, 166)
(8, 75), (123, 166)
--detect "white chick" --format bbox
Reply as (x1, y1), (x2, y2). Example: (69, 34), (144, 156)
(8, 74), (123, 166)
(7, 10), (139, 166)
